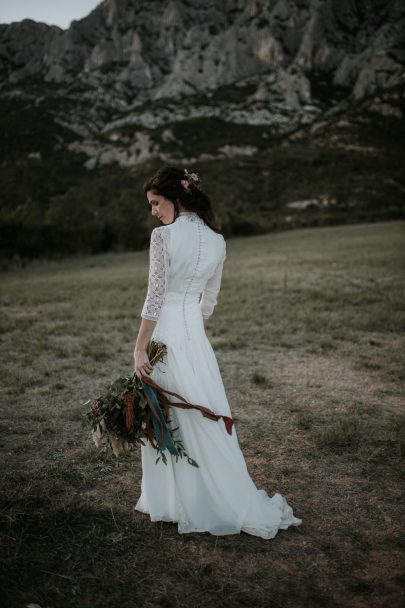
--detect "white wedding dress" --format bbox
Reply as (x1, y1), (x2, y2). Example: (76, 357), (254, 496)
(134, 211), (303, 538)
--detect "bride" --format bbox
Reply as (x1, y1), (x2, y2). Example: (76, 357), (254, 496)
(133, 166), (302, 539)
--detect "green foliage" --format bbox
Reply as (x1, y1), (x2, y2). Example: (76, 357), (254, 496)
(1, 85), (404, 260)
(45, 189), (105, 254)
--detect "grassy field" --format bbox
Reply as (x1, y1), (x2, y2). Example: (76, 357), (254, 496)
(1, 220), (404, 608)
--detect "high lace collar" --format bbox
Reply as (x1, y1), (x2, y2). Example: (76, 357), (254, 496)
(176, 211), (205, 224)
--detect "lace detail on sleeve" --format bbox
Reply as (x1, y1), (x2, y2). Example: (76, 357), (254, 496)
(141, 227), (170, 321)
(199, 238), (226, 320)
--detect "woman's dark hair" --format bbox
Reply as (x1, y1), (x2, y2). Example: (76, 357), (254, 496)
(143, 166), (222, 233)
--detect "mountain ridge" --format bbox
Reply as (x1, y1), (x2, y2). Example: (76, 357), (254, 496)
(0, 0), (404, 260)
(1, 0), (404, 106)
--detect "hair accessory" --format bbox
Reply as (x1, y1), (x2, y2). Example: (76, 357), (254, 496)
(181, 169), (200, 193)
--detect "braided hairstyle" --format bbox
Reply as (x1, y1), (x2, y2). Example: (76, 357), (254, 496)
(143, 166), (222, 233)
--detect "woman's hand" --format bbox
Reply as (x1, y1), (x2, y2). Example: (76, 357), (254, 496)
(134, 318), (157, 379)
(134, 348), (154, 380)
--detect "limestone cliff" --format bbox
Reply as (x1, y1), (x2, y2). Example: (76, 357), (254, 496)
(1, 0), (404, 105)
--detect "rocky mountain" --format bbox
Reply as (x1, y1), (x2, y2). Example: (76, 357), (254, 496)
(0, 0), (404, 260)
(1, 0), (404, 134)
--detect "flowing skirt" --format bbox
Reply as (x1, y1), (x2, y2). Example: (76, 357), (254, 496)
(134, 300), (303, 539)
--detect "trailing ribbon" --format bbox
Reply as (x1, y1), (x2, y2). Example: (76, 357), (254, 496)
(142, 381), (178, 455)
(141, 376), (234, 442)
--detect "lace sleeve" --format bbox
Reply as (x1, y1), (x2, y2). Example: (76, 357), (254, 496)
(199, 239), (226, 320)
(141, 227), (170, 321)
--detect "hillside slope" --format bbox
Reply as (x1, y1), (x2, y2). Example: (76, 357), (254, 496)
(0, 0), (404, 259)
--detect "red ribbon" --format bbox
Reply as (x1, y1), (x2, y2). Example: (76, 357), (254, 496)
(141, 375), (234, 435)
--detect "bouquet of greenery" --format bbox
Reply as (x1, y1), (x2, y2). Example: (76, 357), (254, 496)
(84, 339), (235, 468)
(84, 340), (198, 467)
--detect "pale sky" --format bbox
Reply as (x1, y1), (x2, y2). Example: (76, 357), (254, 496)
(0, 0), (102, 29)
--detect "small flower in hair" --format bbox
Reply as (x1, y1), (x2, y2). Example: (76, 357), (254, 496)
(184, 169), (200, 188)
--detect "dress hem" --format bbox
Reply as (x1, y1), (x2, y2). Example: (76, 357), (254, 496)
(134, 504), (303, 539)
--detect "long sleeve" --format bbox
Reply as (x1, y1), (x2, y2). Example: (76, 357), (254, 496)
(199, 239), (226, 320)
(141, 227), (170, 321)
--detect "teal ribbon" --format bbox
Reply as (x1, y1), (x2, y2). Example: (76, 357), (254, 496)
(142, 380), (178, 455)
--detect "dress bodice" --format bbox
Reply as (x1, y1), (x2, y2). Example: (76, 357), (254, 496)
(140, 211), (226, 334)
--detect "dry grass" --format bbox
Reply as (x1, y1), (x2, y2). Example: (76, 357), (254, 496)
(1, 220), (404, 608)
